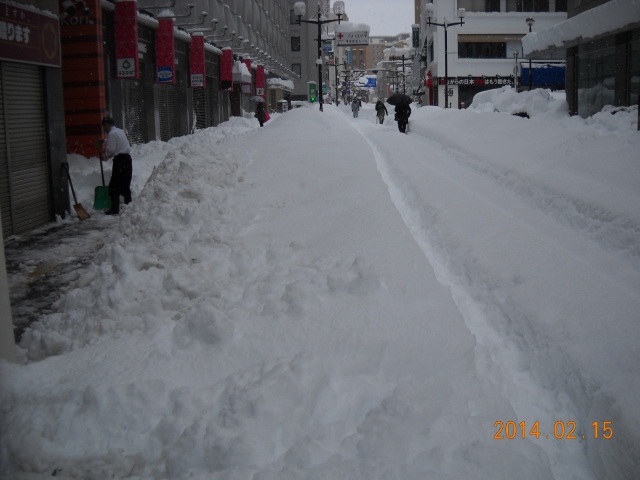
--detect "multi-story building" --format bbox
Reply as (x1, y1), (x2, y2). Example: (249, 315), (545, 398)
(524, 0), (640, 119)
(369, 37), (394, 68)
(420, 0), (567, 108)
(288, 0), (350, 101)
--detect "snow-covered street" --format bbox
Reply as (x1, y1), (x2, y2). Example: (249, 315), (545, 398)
(1, 90), (639, 479)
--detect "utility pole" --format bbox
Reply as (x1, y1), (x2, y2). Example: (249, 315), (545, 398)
(425, 3), (465, 108)
(294, 1), (344, 112)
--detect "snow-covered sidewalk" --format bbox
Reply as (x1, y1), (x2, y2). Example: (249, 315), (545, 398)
(1, 92), (639, 479)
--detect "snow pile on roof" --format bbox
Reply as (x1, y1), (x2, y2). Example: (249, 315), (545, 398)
(204, 43), (222, 55)
(4, 0), (57, 18)
(357, 75), (376, 85)
(386, 46), (412, 56)
(334, 21), (370, 33)
(523, 0), (640, 55)
(155, 9), (176, 19)
(267, 78), (294, 90)
(470, 86), (568, 119)
(175, 26), (192, 42)
(233, 60), (251, 77)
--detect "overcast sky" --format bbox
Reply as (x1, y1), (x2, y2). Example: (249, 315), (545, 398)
(342, 0), (415, 37)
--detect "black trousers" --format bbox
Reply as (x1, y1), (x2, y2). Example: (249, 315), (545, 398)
(109, 153), (132, 203)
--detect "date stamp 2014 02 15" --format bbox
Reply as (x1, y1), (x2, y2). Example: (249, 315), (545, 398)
(494, 421), (613, 440)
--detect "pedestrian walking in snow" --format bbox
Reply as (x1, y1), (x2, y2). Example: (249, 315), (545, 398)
(375, 99), (388, 124)
(255, 102), (266, 127)
(351, 99), (360, 118)
(394, 103), (411, 134)
(101, 116), (132, 215)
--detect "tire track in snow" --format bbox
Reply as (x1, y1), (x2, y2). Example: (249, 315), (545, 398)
(407, 125), (640, 272)
(348, 116), (597, 480)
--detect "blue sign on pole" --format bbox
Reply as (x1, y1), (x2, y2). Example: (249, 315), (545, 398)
(365, 77), (377, 87)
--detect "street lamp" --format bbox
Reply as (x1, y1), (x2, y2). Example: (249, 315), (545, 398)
(526, 17), (535, 91)
(294, 1), (343, 111)
(425, 2), (465, 108)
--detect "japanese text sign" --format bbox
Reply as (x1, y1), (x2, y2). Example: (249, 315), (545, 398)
(0, 0), (61, 67)
(115, 0), (139, 78)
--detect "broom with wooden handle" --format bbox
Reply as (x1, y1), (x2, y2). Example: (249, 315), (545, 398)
(62, 163), (90, 220)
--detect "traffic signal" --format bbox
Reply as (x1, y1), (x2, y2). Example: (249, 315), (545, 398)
(308, 82), (317, 103)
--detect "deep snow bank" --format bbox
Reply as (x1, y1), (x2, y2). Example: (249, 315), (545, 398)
(2, 107), (564, 479)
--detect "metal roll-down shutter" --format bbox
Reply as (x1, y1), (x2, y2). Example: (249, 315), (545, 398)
(0, 62), (50, 237)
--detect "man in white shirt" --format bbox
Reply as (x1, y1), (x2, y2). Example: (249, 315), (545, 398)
(101, 116), (132, 215)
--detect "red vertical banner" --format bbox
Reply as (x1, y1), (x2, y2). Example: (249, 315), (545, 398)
(220, 48), (233, 91)
(189, 33), (205, 87)
(115, 0), (139, 79)
(155, 17), (175, 84)
(58, 0), (107, 154)
(241, 58), (252, 94)
(425, 71), (433, 106)
(255, 64), (265, 98)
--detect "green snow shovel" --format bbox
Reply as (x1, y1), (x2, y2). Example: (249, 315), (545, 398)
(93, 139), (111, 211)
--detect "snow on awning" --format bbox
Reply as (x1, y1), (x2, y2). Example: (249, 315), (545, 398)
(232, 61), (252, 84)
(523, 0), (640, 56)
(267, 78), (294, 92)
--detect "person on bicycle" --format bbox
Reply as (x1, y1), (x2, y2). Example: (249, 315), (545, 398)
(375, 99), (388, 124)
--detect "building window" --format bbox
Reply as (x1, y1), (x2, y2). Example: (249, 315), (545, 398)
(506, 0), (550, 11)
(458, 0), (501, 12)
(292, 63), (301, 76)
(576, 39), (616, 117)
(631, 38), (640, 109)
(291, 36), (300, 51)
(289, 9), (298, 24)
(555, 0), (568, 11)
(459, 42), (507, 58)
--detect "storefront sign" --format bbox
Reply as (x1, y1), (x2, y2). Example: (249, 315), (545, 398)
(335, 30), (369, 46)
(255, 64), (265, 98)
(220, 48), (233, 90)
(189, 33), (205, 87)
(155, 18), (175, 84)
(412, 24), (419, 49)
(0, 0), (61, 67)
(334, 23), (369, 46)
(438, 76), (514, 86)
(114, 0), (138, 78)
